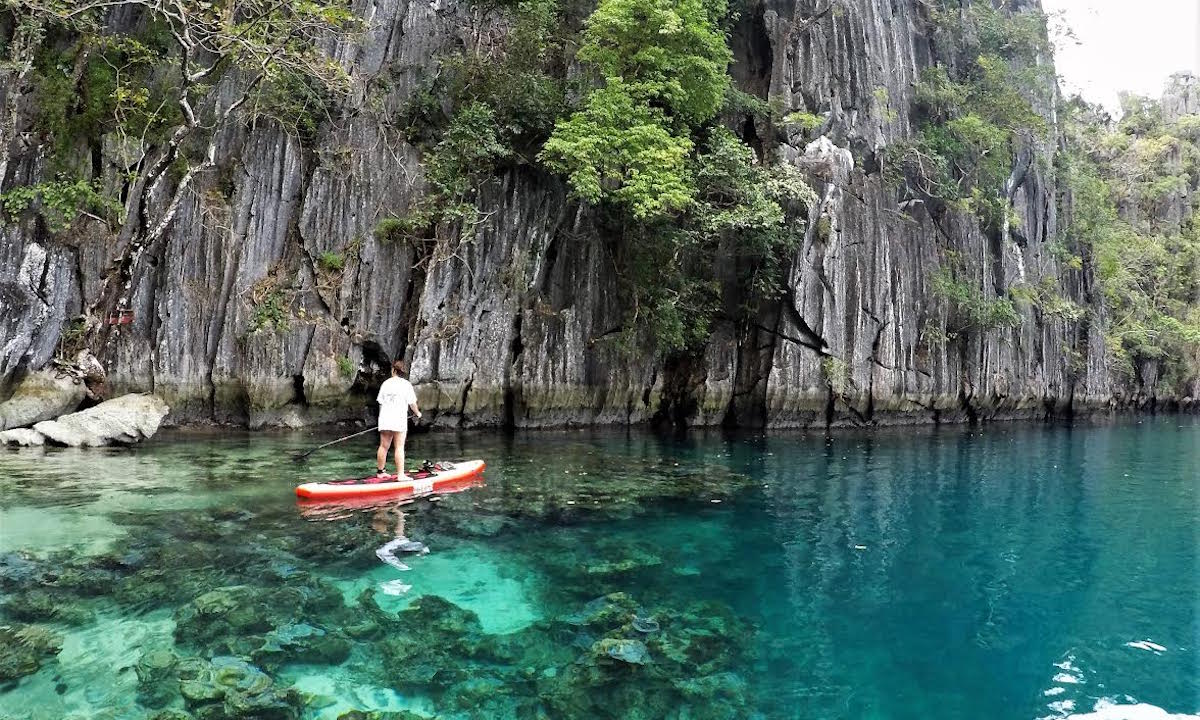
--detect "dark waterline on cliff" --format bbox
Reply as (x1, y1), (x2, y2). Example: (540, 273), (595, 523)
(0, 418), (1196, 719)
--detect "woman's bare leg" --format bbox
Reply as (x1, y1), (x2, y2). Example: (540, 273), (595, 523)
(376, 431), (394, 474)
(394, 431), (408, 479)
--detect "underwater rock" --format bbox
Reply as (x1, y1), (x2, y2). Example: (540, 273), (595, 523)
(54, 563), (126, 598)
(563, 593), (639, 629)
(1, 589), (58, 622)
(376, 595), (501, 692)
(595, 638), (651, 665)
(136, 648), (181, 709)
(32, 392), (168, 447)
(174, 577), (352, 667)
(632, 613), (660, 634)
(672, 672), (749, 704)
(193, 587), (246, 615)
(583, 548), (663, 577)
(178, 656), (301, 720)
(366, 587), (757, 718)
(536, 594), (756, 718)
(253, 622), (351, 667)
(444, 675), (508, 709)
(335, 711), (430, 720)
(0, 624), (62, 681)
(0, 553), (44, 587)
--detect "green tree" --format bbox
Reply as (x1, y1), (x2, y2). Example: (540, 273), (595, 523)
(540, 0), (731, 217)
(541, 82), (695, 218)
(889, 2), (1049, 234)
(1059, 98), (1200, 394)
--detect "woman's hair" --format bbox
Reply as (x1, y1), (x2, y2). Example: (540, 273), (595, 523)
(391, 360), (407, 377)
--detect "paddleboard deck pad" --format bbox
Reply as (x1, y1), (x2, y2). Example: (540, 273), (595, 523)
(296, 459), (486, 500)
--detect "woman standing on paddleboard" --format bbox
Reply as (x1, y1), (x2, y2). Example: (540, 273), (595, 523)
(376, 360), (421, 478)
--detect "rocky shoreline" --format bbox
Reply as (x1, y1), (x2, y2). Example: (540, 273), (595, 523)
(0, 360), (169, 447)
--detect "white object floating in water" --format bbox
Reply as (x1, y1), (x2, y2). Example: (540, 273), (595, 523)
(429, 496), (442, 502)
(710, 499), (721, 504)
(1125, 640), (1167, 653)
(375, 539), (411, 571)
(379, 580), (411, 596)
(1056, 699), (1198, 720)
(854, 545), (867, 550)
(566, 500), (576, 505)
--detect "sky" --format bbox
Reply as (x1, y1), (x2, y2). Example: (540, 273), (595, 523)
(1041, 0), (1199, 112)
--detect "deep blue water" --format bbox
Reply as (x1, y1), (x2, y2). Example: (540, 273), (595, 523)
(0, 418), (1195, 719)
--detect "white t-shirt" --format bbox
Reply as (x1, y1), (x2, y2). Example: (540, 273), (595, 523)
(376, 377), (417, 432)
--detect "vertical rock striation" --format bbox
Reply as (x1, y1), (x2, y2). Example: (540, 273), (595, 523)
(0, 0), (1190, 427)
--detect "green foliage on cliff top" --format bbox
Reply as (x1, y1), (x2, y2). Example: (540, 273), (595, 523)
(29, 25), (183, 164)
(542, 81), (696, 219)
(401, 0), (810, 355)
(396, 0), (566, 236)
(1060, 98), (1200, 395)
(888, 1), (1049, 233)
(540, 0), (731, 217)
(536, 0), (815, 355)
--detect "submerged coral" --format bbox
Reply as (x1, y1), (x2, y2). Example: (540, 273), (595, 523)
(0, 434), (768, 718)
(177, 656), (302, 720)
(135, 648), (180, 709)
(364, 588), (754, 718)
(173, 579), (353, 669)
(0, 624), (62, 682)
(1, 588), (93, 625)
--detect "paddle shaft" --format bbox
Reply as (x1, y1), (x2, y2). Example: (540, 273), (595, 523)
(291, 412), (421, 461)
(292, 426), (377, 461)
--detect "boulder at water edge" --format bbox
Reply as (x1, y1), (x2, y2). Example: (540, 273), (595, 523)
(0, 369), (86, 430)
(0, 428), (46, 446)
(31, 393), (169, 447)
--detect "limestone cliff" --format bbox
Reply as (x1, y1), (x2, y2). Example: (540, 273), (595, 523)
(0, 0), (1191, 428)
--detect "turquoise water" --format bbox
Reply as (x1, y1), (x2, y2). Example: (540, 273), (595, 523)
(0, 419), (1196, 719)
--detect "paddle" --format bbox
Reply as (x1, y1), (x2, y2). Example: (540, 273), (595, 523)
(290, 412), (425, 462)
(291, 426), (378, 463)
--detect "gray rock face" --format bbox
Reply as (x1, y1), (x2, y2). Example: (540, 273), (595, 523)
(1162, 72), (1200, 122)
(0, 369), (86, 430)
(0, 0), (1190, 429)
(0, 239), (79, 398)
(31, 394), (169, 447)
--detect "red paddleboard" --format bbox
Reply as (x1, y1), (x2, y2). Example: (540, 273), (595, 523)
(296, 459), (486, 501)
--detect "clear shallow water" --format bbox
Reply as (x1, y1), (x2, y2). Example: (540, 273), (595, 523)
(0, 419), (1195, 720)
